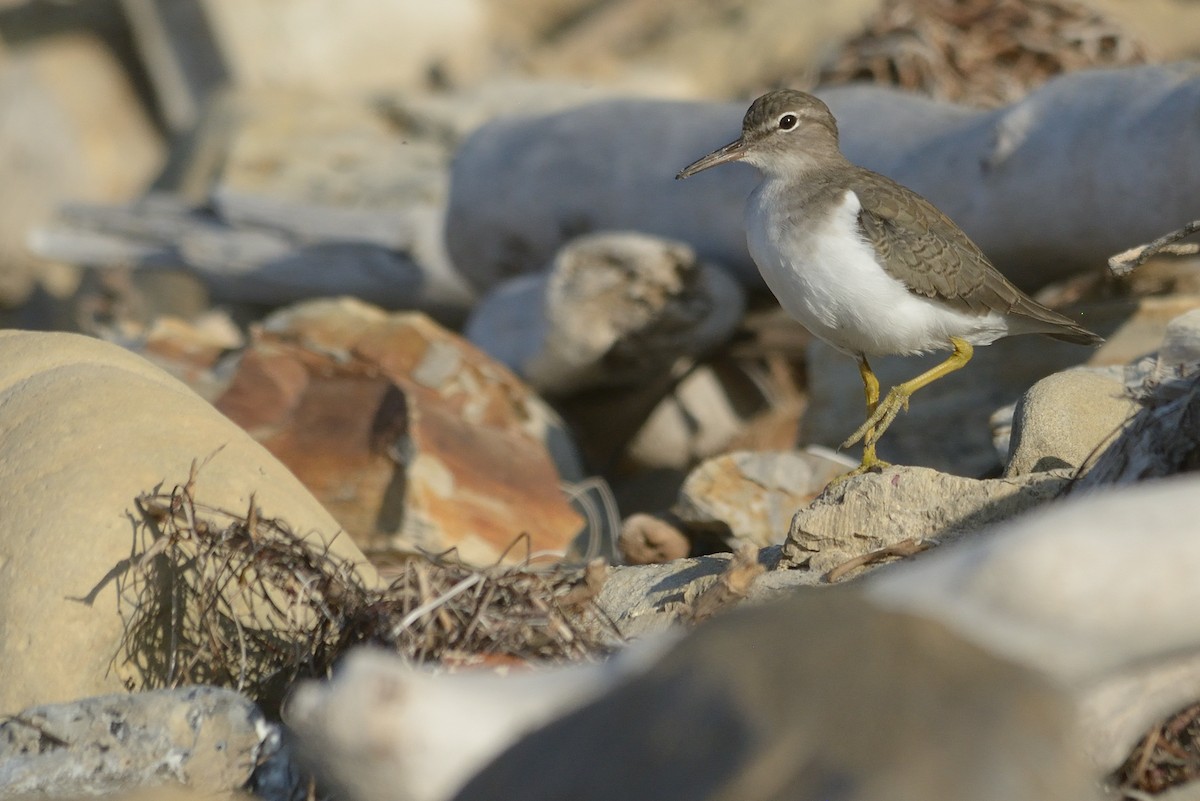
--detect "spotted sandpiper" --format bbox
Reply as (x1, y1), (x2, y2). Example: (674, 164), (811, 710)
(677, 89), (1102, 477)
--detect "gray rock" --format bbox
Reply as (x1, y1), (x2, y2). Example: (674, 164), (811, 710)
(465, 231), (744, 395)
(0, 687), (269, 797)
(867, 473), (1200, 768)
(1004, 369), (1139, 476)
(779, 466), (1072, 577)
(450, 591), (1095, 801)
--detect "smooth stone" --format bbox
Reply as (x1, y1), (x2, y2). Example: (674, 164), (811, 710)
(465, 231), (744, 396)
(0, 331), (377, 713)
(203, 0), (490, 93)
(1005, 369), (1139, 476)
(0, 33), (163, 306)
(867, 474), (1200, 767)
(450, 590), (1094, 801)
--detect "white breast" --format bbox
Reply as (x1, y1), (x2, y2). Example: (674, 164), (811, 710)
(745, 185), (1009, 357)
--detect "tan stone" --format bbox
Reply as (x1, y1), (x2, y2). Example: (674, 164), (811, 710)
(0, 33), (163, 305)
(779, 466), (1072, 578)
(0, 331), (375, 714)
(674, 450), (846, 547)
(203, 0), (489, 94)
(215, 298), (582, 565)
(1005, 369), (1140, 476)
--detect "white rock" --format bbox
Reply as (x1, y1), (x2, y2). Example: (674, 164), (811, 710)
(866, 474), (1200, 766)
(285, 640), (678, 801)
(465, 231), (744, 395)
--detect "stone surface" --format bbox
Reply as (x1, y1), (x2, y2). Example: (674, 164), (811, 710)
(0, 330), (376, 714)
(779, 467), (1073, 578)
(505, 0), (879, 99)
(285, 644), (673, 801)
(202, 0), (490, 94)
(215, 298), (583, 565)
(674, 449), (847, 547)
(0, 687), (268, 797)
(451, 590), (1095, 801)
(286, 470), (1200, 801)
(866, 474), (1200, 768)
(621, 359), (774, 471)
(1005, 368), (1139, 476)
(618, 514), (690, 565)
(0, 33), (163, 306)
(465, 231), (744, 396)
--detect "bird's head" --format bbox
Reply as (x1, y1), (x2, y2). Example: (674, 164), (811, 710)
(676, 89), (841, 180)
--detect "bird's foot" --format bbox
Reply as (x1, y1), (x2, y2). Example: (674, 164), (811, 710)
(841, 389), (911, 449)
(828, 452), (892, 485)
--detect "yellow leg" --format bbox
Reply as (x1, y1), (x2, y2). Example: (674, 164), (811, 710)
(842, 337), (975, 451)
(832, 356), (893, 481)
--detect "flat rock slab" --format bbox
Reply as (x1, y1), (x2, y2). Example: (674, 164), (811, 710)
(215, 297), (583, 565)
(780, 466), (1073, 578)
(0, 687), (267, 798)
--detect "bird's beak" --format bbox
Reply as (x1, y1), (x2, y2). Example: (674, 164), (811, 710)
(676, 137), (747, 179)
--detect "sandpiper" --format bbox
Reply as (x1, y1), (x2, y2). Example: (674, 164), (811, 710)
(677, 89), (1101, 477)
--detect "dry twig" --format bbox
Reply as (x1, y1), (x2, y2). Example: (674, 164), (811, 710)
(112, 467), (618, 712)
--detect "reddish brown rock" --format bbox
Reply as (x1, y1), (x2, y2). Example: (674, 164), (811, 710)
(216, 298), (583, 565)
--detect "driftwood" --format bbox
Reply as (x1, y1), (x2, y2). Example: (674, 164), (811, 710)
(1109, 220), (1200, 276)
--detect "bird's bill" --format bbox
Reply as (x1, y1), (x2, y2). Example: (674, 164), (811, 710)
(676, 137), (747, 179)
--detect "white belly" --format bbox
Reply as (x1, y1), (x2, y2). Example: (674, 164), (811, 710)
(746, 185), (1008, 357)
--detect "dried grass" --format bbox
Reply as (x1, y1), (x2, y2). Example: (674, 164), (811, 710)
(112, 462), (617, 713)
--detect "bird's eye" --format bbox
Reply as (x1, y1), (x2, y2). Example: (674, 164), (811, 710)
(778, 113), (798, 131)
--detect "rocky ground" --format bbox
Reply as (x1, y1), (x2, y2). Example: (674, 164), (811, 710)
(3, 1), (1200, 800)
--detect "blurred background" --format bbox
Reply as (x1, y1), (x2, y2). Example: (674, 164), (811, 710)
(1, 0), (1198, 562)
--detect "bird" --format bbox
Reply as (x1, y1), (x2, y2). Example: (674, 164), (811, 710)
(676, 89), (1102, 478)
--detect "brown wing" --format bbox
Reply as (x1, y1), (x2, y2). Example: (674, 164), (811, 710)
(851, 170), (1101, 345)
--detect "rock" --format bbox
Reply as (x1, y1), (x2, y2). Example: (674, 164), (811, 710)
(465, 231), (744, 396)
(33, 86), (475, 317)
(510, 0), (879, 99)
(865, 473), (1200, 769)
(1005, 368), (1139, 476)
(214, 298), (583, 565)
(618, 514), (690, 565)
(446, 67), (1200, 294)
(0, 687), (269, 797)
(0, 33), (163, 307)
(621, 358), (774, 471)
(1089, 294), (1200, 367)
(0, 330), (376, 713)
(1160, 307), (1200, 366)
(446, 96), (758, 292)
(286, 470), (1200, 801)
(779, 466), (1073, 578)
(674, 449), (848, 547)
(285, 639), (680, 801)
(450, 590), (1095, 801)
(202, 0), (490, 94)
